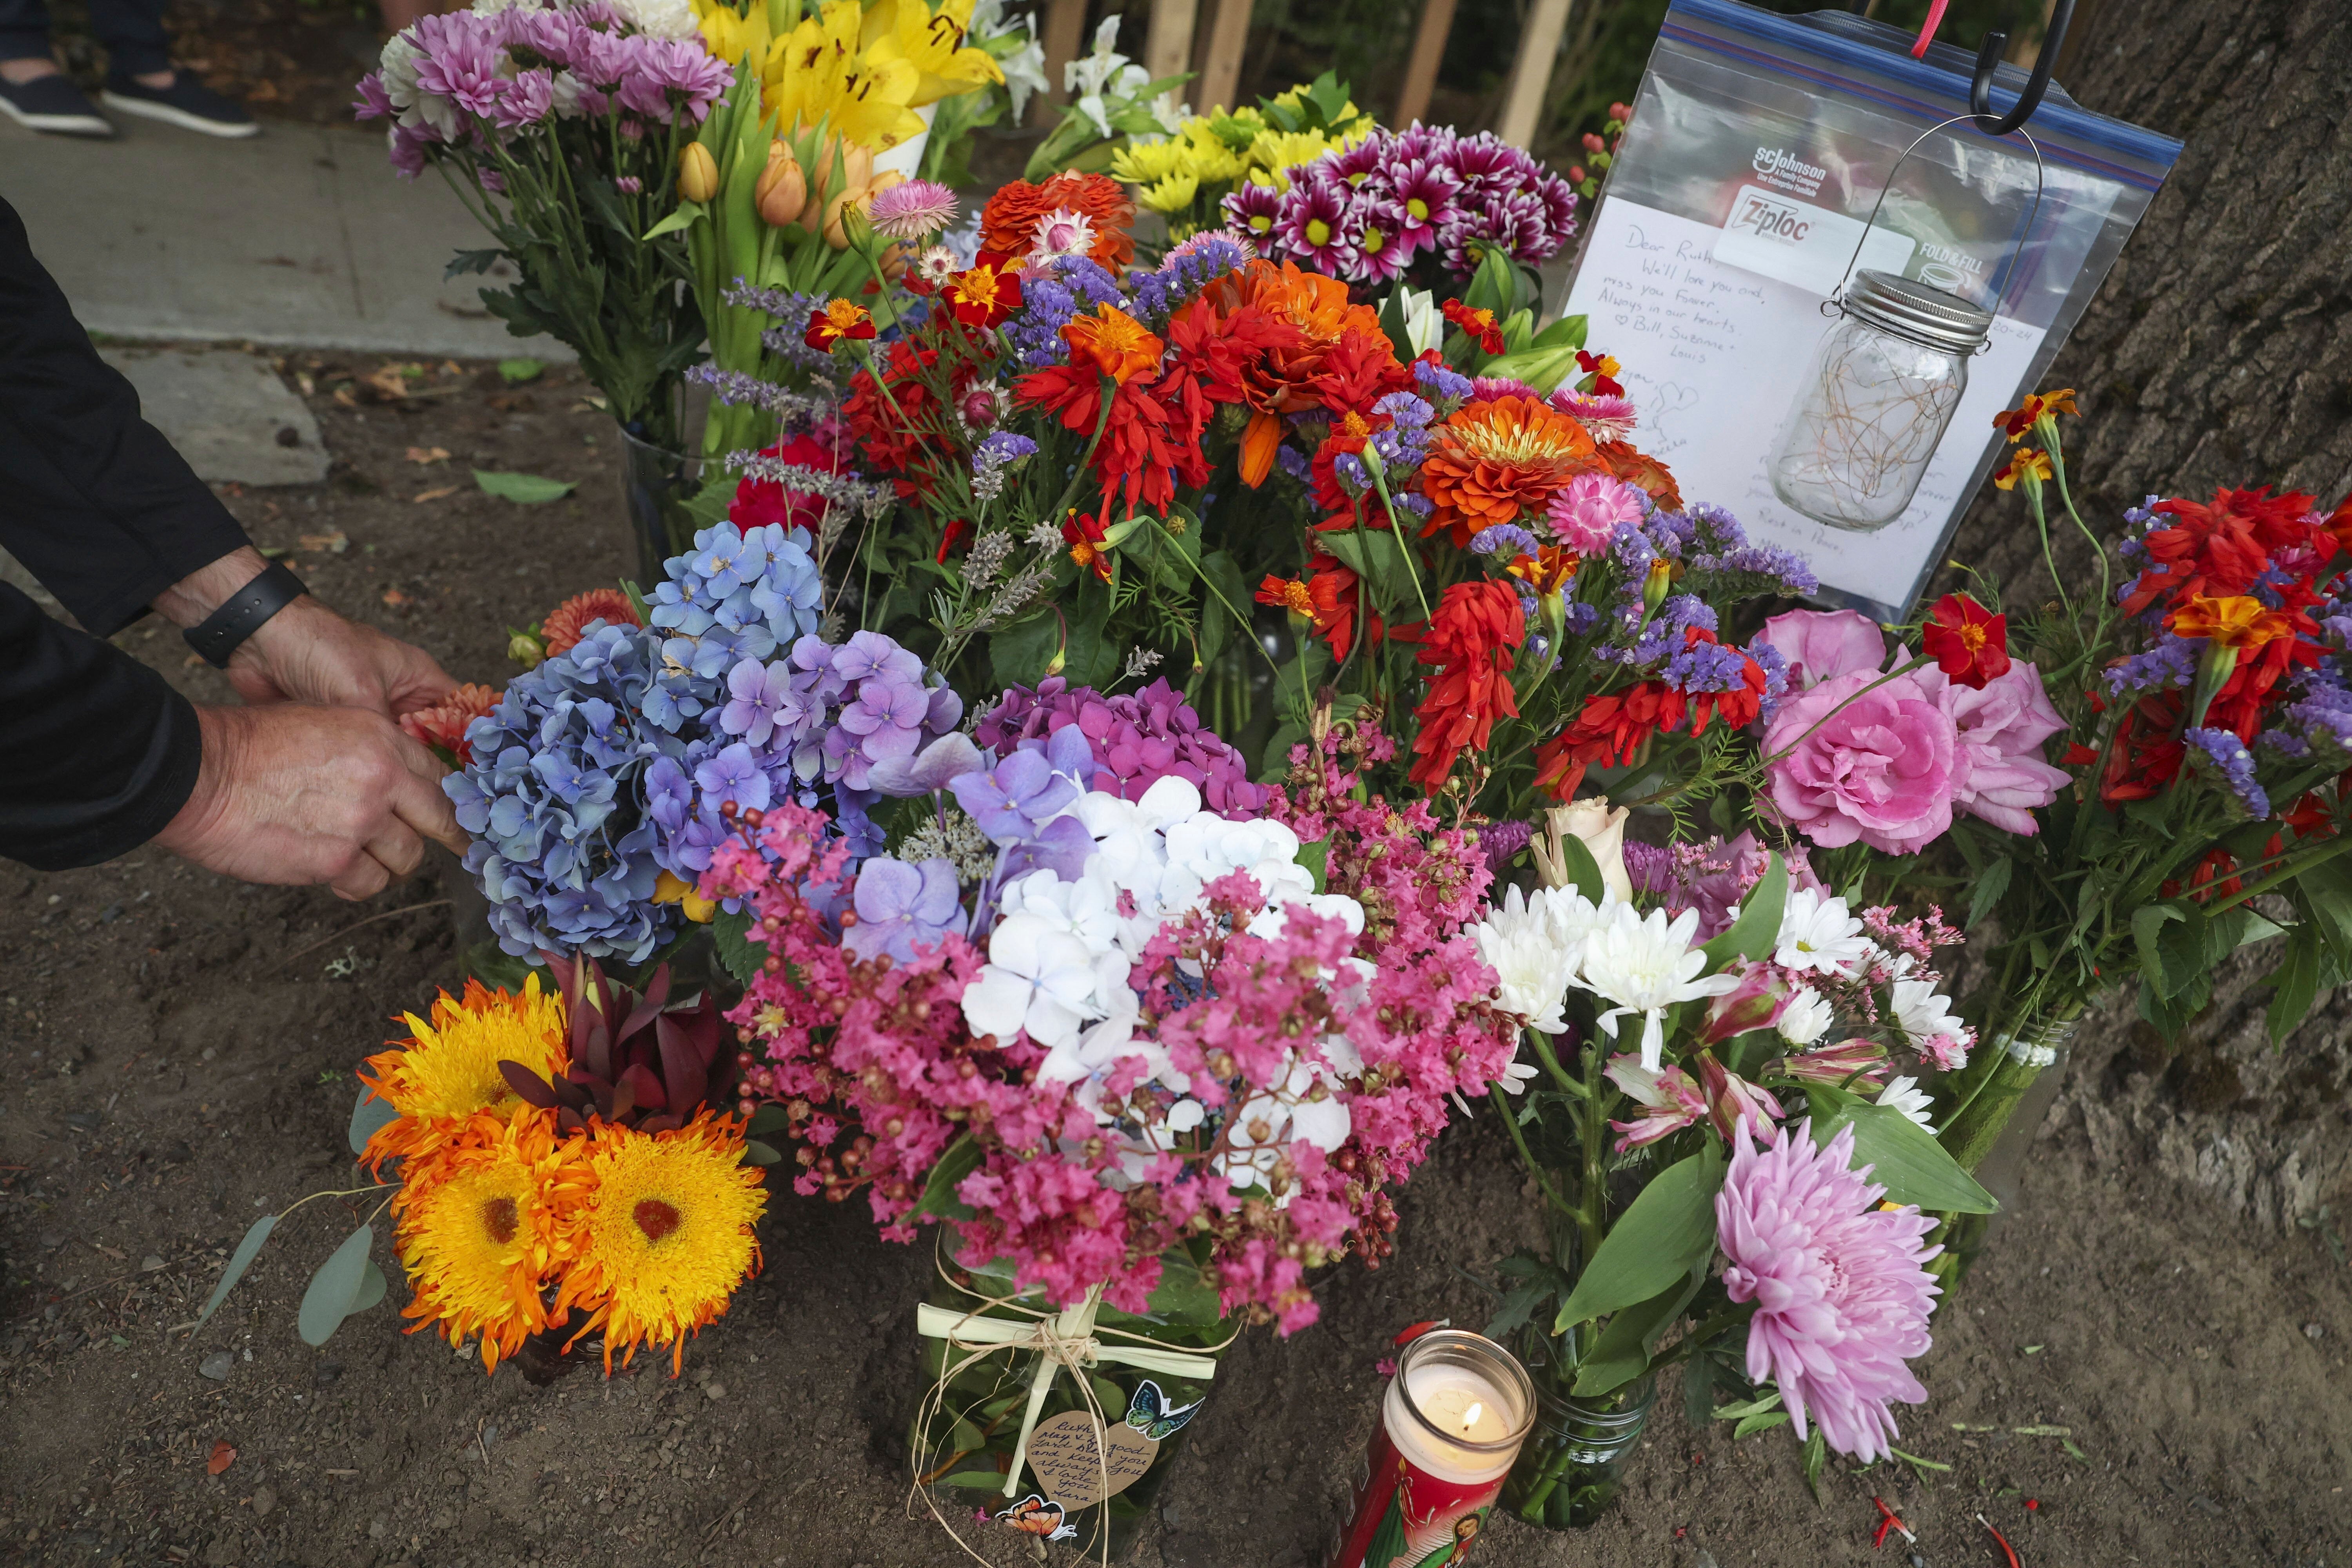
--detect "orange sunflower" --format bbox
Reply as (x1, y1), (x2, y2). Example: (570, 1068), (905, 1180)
(554, 1114), (767, 1374)
(393, 1105), (580, 1374)
(1417, 396), (1602, 548)
(359, 975), (570, 1177)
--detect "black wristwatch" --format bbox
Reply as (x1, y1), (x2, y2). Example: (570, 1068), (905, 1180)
(183, 560), (309, 669)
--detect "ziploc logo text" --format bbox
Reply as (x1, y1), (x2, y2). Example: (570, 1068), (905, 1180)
(1750, 146), (1827, 197)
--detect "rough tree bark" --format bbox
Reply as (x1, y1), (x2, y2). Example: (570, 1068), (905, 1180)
(1938, 1), (2352, 1232)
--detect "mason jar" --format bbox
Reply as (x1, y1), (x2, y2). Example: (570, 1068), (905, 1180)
(1768, 270), (1995, 531)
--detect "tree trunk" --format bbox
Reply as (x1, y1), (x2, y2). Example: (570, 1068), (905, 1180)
(1940, 1), (2352, 1232)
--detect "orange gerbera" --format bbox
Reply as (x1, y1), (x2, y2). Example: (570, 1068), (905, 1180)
(540, 589), (641, 658)
(2169, 593), (2295, 652)
(1417, 396), (1602, 548)
(979, 172), (1134, 270)
(1064, 303), (1165, 387)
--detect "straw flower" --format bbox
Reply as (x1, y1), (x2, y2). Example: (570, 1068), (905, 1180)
(867, 178), (958, 241)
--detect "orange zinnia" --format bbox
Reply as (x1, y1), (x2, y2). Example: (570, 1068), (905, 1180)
(1199, 260), (1392, 488)
(2169, 593), (2294, 651)
(978, 172), (1135, 270)
(1417, 396), (1602, 548)
(1064, 304), (1164, 387)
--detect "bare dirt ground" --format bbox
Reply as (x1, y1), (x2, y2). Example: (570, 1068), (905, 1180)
(2, 355), (2348, 1568)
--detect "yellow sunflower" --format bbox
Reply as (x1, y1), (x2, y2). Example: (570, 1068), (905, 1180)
(394, 1107), (579, 1374)
(359, 975), (569, 1174)
(555, 1114), (766, 1374)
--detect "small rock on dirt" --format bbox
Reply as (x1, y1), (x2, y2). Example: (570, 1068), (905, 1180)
(250, 1485), (276, 1518)
(141, 1255), (165, 1272)
(705, 1380), (727, 1401)
(198, 1351), (235, 1381)
(2306, 1321), (2325, 1339)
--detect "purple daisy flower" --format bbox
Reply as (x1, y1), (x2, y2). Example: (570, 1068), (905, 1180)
(1273, 169), (1357, 276)
(1221, 181), (1284, 256)
(1346, 193), (1414, 282)
(1372, 154), (1462, 251)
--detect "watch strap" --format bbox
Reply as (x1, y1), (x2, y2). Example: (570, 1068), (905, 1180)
(182, 560), (308, 669)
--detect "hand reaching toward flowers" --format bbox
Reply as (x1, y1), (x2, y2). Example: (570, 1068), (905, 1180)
(153, 702), (464, 900)
(153, 547), (458, 720)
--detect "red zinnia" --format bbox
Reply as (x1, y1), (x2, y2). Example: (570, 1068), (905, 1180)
(1920, 593), (2010, 689)
(1403, 579), (1524, 795)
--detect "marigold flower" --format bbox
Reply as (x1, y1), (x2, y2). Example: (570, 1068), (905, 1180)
(1062, 303), (1165, 387)
(1575, 349), (1624, 398)
(1992, 446), (2052, 490)
(1441, 298), (1504, 354)
(945, 258), (1022, 329)
(1993, 387), (2077, 440)
(393, 1106), (579, 1374)
(1506, 544), (1578, 597)
(1919, 593), (2010, 689)
(804, 298), (876, 352)
(1062, 508), (1114, 583)
(1256, 574), (1316, 619)
(2168, 593), (2295, 651)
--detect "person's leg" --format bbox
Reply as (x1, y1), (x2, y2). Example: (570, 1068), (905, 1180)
(0, 0), (113, 135)
(0, 0), (57, 77)
(89, 0), (256, 136)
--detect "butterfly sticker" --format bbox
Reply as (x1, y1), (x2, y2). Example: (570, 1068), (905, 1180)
(1123, 1380), (1203, 1441)
(998, 1495), (1076, 1541)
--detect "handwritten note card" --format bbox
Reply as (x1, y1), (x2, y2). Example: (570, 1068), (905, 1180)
(1024, 1410), (1160, 1510)
(1561, 195), (2047, 619)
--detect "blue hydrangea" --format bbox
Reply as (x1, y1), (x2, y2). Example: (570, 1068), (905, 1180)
(446, 622), (679, 962)
(643, 521), (823, 728)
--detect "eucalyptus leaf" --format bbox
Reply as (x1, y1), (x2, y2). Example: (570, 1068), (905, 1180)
(474, 469), (577, 505)
(1815, 1104), (1997, 1213)
(1556, 1144), (1725, 1330)
(298, 1225), (376, 1348)
(348, 1087), (398, 1157)
(349, 1258), (389, 1315)
(192, 1215), (277, 1330)
(742, 1139), (782, 1166)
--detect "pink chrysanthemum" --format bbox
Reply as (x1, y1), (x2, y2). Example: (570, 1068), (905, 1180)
(867, 178), (958, 242)
(1551, 387), (1638, 443)
(1716, 1119), (1942, 1462)
(1544, 470), (1647, 554)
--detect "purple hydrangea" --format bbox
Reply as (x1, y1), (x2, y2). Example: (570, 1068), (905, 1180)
(842, 857), (970, 964)
(975, 677), (1269, 818)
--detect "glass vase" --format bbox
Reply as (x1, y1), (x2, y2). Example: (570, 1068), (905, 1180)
(909, 1243), (1231, 1563)
(617, 426), (705, 585)
(1935, 1016), (2079, 1281)
(1497, 1352), (1656, 1530)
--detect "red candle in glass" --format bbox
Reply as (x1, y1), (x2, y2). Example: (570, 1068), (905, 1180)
(1329, 1328), (1535, 1568)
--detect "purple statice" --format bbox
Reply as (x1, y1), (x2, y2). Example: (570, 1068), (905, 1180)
(445, 622), (675, 962)
(1412, 356), (1474, 407)
(2287, 680), (2352, 753)
(975, 677), (1269, 818)
(2104, 635), (2198, 698)
(1002, 256), (1129, 370)
(1470, 523), (1539, 558)
(1129, 230), (1250, 324)
(1478, 818), (1535, 877)
(2184, 728), (2270, 818)
(1274, 443), (1314, 485)
(1665, 633), (1752, 695)
(841, 857), (969, 964)
(1746, 639), (1792, 719)
(724, 281), (835, 372)
(1563, 600), (1602, 638)
(1681, 501), (1819, 597)
(973, 431), (1038, 503)
(686, 361), (835, 430)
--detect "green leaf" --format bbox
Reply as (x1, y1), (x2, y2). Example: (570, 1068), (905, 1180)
(1570, 1259), (1704, 1396)
(192, 1215), (277, 1330)
(298, 1225), (376, 1347)
(1483, 1283), (1549, 1342)
(1818, 1104), (1997, 1213)
(1711, 1391), (1783, 1421)
(1530, 313), (1589, 350)
(1701, 854), (1787, 973)
(1477, 343), (1583, 395)
(1142, 1252), (1223, 1321)
(1733, 1410), (1793, 1439)
(746, 1102), (794, 1137)
(1196, 548), (1250, 671)
(348, 1086), (398, 1157)
(742, 1139), (782, 1166)
(496, 357), (546, 385)
(642, 201), (702, 240)
(2267, 919), (2324, 1044)
(2131, 902), (2187, 992)
(1546, 830), (1607, 903)
(1557, 1144), (1726, 1330)
(711, 904), (763, 988)
(915, 1133), (984, 1221)
(1296, 839), (1329, 896)
(1966, 857), (2013, 929)
(1377, 289), (1419, 363)
(1802, 1428), (1828, 1501)
(1463, 245), (1517, 320)
(938, 1470), (1011, 1490)
(473, 470), (577, 505)
(348, 1258), (388, 1316)
(1317, 527), (1415, 612)
(990, 609), (1062, 691)
(443, 247), (502, 280)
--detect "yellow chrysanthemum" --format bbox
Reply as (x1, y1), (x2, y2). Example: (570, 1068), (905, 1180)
(556, 1115), (766, 1374)
(394, 1107), (578, 1374)
(1110, 137), (1185, 185)
(358, 975), (569, 1174)
(1136, 172), (1201, 215)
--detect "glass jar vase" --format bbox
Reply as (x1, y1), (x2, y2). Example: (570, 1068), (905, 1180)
(1768, 270), (1994, 531)
(1936, 1015), (2080, 1282)
(1498, 1368), (1656, 1530)
(909, 1243), (1231, 1562)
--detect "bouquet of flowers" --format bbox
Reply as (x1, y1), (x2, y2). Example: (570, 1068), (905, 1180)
(355, 0), (731, 453)
(1753, 395), (2352, 1194)
(187, 960), (766, 1380)
(1107, 72), (1374, 242)
(700, 699), (1520, 1552)
(1466, 820), (1988, 1527)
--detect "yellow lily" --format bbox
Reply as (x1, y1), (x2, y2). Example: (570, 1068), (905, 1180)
(860, 0), (1003, 108)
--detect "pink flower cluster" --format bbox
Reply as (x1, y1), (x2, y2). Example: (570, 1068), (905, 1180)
(973, 677), (1269, 817)
(1755, 609), (2071, 856)
(354, 2), (728, 179)
(707, 720), (1520, 1335)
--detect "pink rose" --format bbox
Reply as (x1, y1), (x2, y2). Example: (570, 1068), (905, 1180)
(1764, 668), (1959, 855)
(1916, 662), (2071, 836)
(1757, 608), (1887, 691)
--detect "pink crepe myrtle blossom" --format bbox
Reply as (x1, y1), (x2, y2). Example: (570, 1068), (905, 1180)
(1716, 1118), (1941, 1461)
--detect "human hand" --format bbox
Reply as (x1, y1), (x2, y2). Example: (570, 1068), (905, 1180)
(155, 547), (457, 720)
(152, 703), (467, 899)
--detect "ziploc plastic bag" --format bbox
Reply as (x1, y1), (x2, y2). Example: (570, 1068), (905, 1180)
(1557, 0), (2182, 621)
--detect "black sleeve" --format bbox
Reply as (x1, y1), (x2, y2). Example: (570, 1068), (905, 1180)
(0, 194), (251, 637)
(0, 583), (202, 870)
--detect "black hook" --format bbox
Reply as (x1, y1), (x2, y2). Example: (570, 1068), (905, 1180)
(1969, 0), (2076, 136)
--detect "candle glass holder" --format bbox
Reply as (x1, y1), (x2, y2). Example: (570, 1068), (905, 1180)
(1330, 1329), (1534, 1568)
(909, 1240), (1231, 1563)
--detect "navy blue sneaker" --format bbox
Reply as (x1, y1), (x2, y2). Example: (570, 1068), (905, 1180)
(0, 71), (113, 136)
(100, 71), (257, 138)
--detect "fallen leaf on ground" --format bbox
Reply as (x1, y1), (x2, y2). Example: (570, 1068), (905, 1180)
(364, 366), (413, 399)
(412, 486), (459, 504)
(405, 446), (451, 465)
(497, 357), (546, 385)
(332, 388), (358, 409)
(207, 1440), (236, 1476)
(474, 470), (576, 504)
(382, 588), (412, 608)
(297, 531), (350, 554)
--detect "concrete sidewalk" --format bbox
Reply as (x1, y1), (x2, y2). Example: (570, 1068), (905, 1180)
(1, 116), (569, 360)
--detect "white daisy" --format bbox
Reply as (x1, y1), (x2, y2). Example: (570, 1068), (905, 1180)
(1773, 887), (1875, 978)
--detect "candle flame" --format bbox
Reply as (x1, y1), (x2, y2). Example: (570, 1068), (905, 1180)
(1462, 1400), (1483, 1433)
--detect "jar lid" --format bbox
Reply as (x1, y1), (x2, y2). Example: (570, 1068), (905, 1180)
(1839, 269), (1994, 355)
